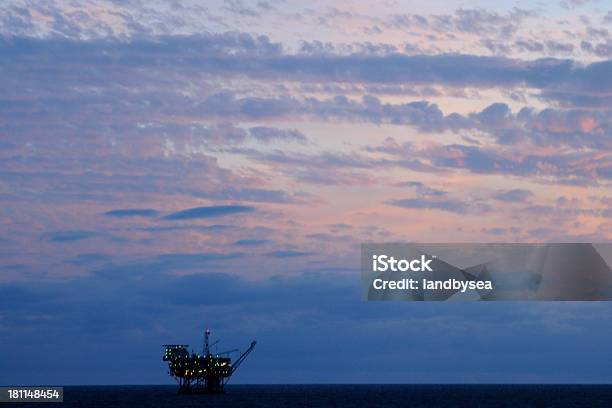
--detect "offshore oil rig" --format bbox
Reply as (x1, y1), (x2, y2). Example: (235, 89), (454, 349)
(163, 329), (256, 394)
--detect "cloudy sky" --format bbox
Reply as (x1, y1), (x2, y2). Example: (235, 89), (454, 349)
(1, 0), (611, 385)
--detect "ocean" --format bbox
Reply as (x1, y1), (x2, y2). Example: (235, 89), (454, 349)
(12, 385), (612, 407)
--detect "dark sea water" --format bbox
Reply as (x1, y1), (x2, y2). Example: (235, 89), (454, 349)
(12, 385), (612, 407)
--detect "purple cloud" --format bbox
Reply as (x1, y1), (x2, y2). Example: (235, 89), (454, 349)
(104, 209), (159, 217)
(492, 189), (534, 203)
(163, 205), (255, 220)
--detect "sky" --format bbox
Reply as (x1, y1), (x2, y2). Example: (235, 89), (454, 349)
(0, 0), (611, 385)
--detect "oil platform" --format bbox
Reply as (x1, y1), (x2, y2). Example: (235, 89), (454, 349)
(163, 329), (256, 394)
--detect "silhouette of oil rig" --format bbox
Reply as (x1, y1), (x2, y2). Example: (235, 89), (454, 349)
(163, 329), (256, 393)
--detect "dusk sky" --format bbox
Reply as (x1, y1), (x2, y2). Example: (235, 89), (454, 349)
(1, 0), (612, 385)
